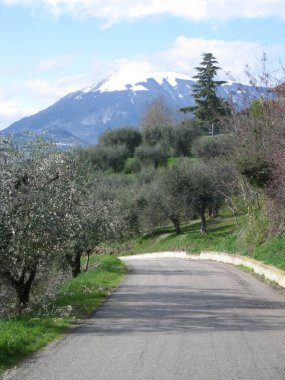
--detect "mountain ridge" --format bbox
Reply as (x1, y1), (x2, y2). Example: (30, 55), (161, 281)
(2, 70), (264, 146)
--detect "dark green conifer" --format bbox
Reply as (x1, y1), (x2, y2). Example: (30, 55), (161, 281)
(181, 53), (230, 132)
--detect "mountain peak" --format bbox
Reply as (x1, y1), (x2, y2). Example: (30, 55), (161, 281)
(82, 69), (192, 94)
(2, 69), (263, 147)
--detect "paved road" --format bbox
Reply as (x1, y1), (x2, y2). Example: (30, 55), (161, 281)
(3, 258), (285, 380)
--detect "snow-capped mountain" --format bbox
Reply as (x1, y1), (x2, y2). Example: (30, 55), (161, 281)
(84, 69), (193, 93)
(2, 70), (265, 146)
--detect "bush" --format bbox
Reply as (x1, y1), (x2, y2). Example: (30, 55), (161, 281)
(124, 158), (142, 174)
(86, 144), (129, 172)
(192, 134), (230, 161)
(98, 126), (142, 156)
(142, 124), (172, 147)
(134, 143), (169, 169)
(237, 155), (273, 188)
(171, 120), (202, 156)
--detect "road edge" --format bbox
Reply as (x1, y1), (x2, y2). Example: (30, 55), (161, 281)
(120, 251), (285, 288)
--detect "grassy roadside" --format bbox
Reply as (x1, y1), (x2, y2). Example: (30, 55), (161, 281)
(117, 214), (246, 255)
(0, 255), (127, 374)
(252, 234), (285, 271)
(1, 216), (284, 374)
(116, 213), (285, 271)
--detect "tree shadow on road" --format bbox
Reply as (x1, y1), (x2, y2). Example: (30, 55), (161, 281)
(73, 279), (285, 336)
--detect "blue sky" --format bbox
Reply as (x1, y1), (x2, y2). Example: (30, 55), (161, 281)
(1, 0), (285, 129)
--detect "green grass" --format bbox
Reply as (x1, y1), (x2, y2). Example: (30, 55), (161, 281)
(167, 157), (179, 166)
(0, 255), (127, 373)
(252, 234), (285, 271)
(118, 212), (285, 272)
(167, 156), (198, 167)
(119, 214), (245, 255)
(238, 264), (254, 273)
(0, 318), (69, 371)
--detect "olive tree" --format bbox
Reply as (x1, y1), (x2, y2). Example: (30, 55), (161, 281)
(51, 153), (125, 277)
(170, 121), (202, 156)
(128, 158), (232, 235)
(159, 160), (232, 234)
(136, 160), (202, 234)
(0, 137), (68, 310)
(156, 162), (193, 234)
(134, 143), (169, 169)
(186, 163), (230, 233)
(0, 137), (124, 312)
(98, 126), (142, 156)
(85, 144), (129, 172)
(192, 135), (231, 161)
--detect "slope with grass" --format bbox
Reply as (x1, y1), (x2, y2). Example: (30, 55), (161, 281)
(117, 214), (243, 255)
(117, 213), (285, 272)
(0, 256), (127, 374)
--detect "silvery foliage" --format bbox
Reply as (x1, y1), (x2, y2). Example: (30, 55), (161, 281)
(0, 136), (122, 312)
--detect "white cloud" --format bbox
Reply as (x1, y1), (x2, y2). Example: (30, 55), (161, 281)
(1, 0), (285, 25)
(0, 74), (88, 129)
(109, 58), (155, 74)
(22, 74), (89, 100)
(155, 37), (266, 82)
(37, 55), (73, 71)
(0, 102), (39, 130)
(1, 37), (284, 130)
(115, 37), (285, 84)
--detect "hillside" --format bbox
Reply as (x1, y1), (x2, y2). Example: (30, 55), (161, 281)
(2, 70), (265, 146)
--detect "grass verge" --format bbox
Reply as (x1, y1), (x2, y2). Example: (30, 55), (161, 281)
(0, 255), (127, 374)
(116, 212), (285, 272)
(118, 214), (245, 255)
(238, 264), (254, 273)
(252, 234), (285, 271)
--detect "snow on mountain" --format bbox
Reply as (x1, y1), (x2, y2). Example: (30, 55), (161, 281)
(2, 69), (265, 147)
(83, 70), (192, 93)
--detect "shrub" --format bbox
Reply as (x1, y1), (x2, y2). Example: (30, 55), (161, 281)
(134, 144), (169, 169)
(98, 126), (142, 156)
(86, 144), (129, 172)
(124, 158), (142, 174)
(192, 134), (230, 161)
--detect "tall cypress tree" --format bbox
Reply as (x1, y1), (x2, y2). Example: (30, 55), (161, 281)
(181, 53), (229, 131)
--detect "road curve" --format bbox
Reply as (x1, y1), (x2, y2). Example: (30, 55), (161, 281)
(3, 258), (285, 380)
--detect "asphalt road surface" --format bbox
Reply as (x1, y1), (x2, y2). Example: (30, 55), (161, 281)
(3, 258), (285, 380)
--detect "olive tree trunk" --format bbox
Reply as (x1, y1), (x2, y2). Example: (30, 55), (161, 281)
(200, 211), (207, 234)
(9, 268), (37, 313)
(170, 216), (181, 235)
